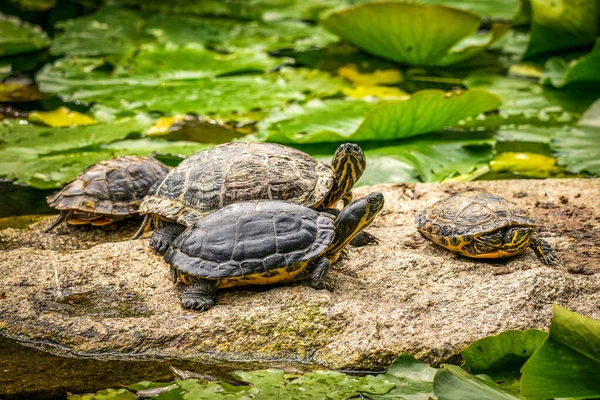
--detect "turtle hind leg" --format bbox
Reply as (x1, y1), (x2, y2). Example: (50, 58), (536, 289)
(530, 237), (562, 267)
(308, 257), (332, 291)
(150, 223), (186, 254)
(44, 211), (69, 233)
(180, 279), (218, 311)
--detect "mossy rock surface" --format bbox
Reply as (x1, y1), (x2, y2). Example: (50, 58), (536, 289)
(1, 179), (599, 370)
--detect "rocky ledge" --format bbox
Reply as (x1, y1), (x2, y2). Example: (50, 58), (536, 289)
(1, 179), (599, 370)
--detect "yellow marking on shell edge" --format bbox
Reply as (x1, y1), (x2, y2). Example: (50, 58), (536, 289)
(458, 248), (528, 259)
(218, 264), (308, 288)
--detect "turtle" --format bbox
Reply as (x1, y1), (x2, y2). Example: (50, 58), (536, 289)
(134, 142), (368, 253)
(415, 190), (560, 266)
(161, 192), (384, 311)
(45, 156), (171, 232)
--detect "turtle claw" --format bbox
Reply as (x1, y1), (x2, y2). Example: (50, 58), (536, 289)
(150, 234), (170, 254)
(530, 237), (562, 268)
(350, 231), (380, 247)
(180, 296), (215, 311)
(309, 278), (333, 291)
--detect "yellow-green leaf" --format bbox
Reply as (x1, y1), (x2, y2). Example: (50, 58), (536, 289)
(28, 107), (97, 127)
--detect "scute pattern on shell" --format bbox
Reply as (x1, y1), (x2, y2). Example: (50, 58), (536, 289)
(47, 156), (170, 216)
(164, 201), (335, 280)
(139, 143), (334, 226)
(416, 191), (536, 238)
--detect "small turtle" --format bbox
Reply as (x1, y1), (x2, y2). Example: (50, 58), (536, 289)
(134, 142), (368, 252)
(45, 156), (171, 232)
(415, 190), (560, 266)
(162, 192), (384, 311)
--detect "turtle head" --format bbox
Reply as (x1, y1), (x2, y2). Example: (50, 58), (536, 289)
(328, 192), (384, 255)
(324, 143), (366, 207)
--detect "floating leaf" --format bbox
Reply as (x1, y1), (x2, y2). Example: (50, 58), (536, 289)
(415, 0), (521, 21)
(37, 61), (346, 116)
(433, 364), (522, 400)
(368, 352), (437, 399)
(28, 107), (96, 127)
(321, 2), (508, 67)
(145, 114), (246, 143)
(520, 304), (600, 400)
(50, 7), (143, 65)
(68, 388), (135, 399)
(343, 85), (409, 100)
(259, 89), (500, 143)
(489, 152), (561, 178)
(0, 81), (43, 102)
(8, 0), (57, 11)
(338, 65), (403, 86)
(552, 99), (600, 176)
(0, 13), (50, 57)
(524, 0), (599, 58)
(541, 39), (600, 87)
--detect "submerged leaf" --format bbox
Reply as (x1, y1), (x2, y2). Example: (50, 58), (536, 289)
(146, 114), (246, 143)
(520, 304), (600, 400)
(28, 107), (97, 127)
(321, 2), (508, 67)
(0, 13), (50, 57)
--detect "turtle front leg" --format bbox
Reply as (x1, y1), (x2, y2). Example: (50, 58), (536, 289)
(308, 257), (332, 290)
(150, 223), (186, 254)
(180, 279), (218, 311)
(44, 211), (69, 233)
(530, 237), (562, 267)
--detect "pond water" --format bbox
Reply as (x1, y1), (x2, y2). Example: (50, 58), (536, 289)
(0, 335), (308, 399)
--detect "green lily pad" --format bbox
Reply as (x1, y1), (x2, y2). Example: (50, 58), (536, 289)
(541, 39), (600, 87)
(8, 0), (56, 11)
(50, 7), (143, 65)
(520, 304), (600, 400)
(144, 14), (337, 53)
(28, 107), (97, 127)
(259, 89), (501, 143)
(37, 61), (346, 116)
(433, 364), (522, 400)
(321, 2), (508, 67)
(68, 388), (135, 399)
(368, 352), (437, 399)
(524, 0), (599, 58)
(0, 13), (50, 57)
(415, 0), (521, 21)
(552, 99), (600, 176)
(461, 330), (548, 374)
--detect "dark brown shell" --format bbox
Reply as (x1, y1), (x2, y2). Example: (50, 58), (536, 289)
(415, 191), (536, 239)
(47, 156), (170, 216)
(140, 143), (334, 226)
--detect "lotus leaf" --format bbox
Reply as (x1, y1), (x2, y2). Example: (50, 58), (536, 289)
(50, 7), (143, 65)
(552, 99), (600, 176)
(520, 305), (600, 399)
(367, 352), (437, 399)
(259, 89), (500, 143)
(433, 364), (521, 400)
(524, 0), (599, 58)
(541, 39), (600, 87)
(415, 0), (521, 21)
(0, 13), (50, 57)
(321, 2), (508, 67)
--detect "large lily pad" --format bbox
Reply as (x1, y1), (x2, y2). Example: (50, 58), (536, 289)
(520, 304), (600, 400)
(259, 89), (500, 143)
(37, 63), (346, 116)
(541, 39), (600, 87)
(321, 2), (508, 67)
(368, 352), (437, 399)
(552, 99), (600, 176)
(524, 0), (599, 58)
(50, 7), (143, 65)
(415, 0), (521, 21)
(0, 13), (50, 57)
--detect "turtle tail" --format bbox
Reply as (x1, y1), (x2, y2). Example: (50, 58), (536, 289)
(132, 214), (151, 239)
(44, 211), (69, 233)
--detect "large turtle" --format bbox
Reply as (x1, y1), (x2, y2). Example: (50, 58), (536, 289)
(162, 192), (384, 311)
(415, 190), (560, 266)
(45, 156), (171, 232)
(134, 142), (368, 252)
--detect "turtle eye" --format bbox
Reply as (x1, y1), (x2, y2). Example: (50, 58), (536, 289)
(367, 196), (379, 204)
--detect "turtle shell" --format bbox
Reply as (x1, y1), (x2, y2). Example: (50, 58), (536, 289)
(47, 156), (171, 216)
(164, 200), (335, 288)
(416, 191), (536, 241)
(139, 142), (334, 227)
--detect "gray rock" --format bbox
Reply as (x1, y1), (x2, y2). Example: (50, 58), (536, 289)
(1, 179), (599, 370)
